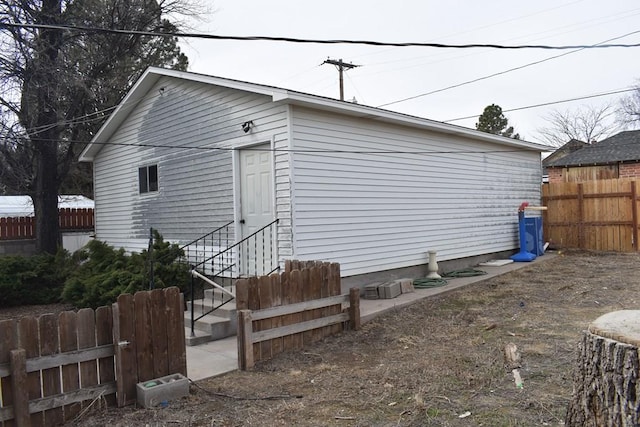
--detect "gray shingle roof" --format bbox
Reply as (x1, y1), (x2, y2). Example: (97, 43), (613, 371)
(542, 139), (588, 167)
(545, 130), (640, 167)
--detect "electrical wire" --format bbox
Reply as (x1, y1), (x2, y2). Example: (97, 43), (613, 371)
(21, 137), (553, 154)
(2, 22), (640, 50)
(444, 88), (638, 122)
(377, 30), (640, 108)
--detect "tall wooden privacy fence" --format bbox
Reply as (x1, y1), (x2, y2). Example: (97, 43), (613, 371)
(542, 179), (640, 251)
(0, 287), (186, 427)
(0, 208), (94, 240)
(236, 260), (360, 370)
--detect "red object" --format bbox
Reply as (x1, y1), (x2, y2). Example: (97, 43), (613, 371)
(518, 202), (529, 212)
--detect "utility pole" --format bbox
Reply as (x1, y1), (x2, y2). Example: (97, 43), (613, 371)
(322, 58), (360, 101)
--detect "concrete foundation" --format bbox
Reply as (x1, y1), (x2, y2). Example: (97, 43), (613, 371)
(341, 250), (515, 294)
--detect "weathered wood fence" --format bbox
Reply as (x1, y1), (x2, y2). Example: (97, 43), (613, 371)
(542, 179), (640, 252)
(0, 287), (186, 427)
(0, 208), (95, 240)
(236, 261), (360, 370)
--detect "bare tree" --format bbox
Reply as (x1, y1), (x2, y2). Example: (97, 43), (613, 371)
(618, 82), (640, 129)
(537, 104), (620, 147)
(0, 0), (196, 253)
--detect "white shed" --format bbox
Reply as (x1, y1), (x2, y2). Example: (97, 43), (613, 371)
(80, 67), (547, 283)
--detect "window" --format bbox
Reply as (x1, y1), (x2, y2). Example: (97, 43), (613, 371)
(139, 165), (158, 194)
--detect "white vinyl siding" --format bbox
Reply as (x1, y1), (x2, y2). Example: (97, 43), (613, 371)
(289, 107), (541, 277)
(92, 76), (288, 252)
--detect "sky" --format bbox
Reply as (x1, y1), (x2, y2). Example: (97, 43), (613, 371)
(178, 0), (640, 148)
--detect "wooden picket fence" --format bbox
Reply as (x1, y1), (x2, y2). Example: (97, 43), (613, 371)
(236, 260), (360, 370)
(0, 287), (186, 427)
(0, 208), (94, 240)
(542, 179), (640, 252)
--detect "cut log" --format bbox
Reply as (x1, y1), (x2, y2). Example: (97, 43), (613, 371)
(566, 310), (640, 426)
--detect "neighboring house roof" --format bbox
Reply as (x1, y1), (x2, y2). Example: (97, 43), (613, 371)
(542, 139), (588, 167)
(80, 67), (549, 161)
(0, 195), (94, 217)
(545, 130), (640, 167)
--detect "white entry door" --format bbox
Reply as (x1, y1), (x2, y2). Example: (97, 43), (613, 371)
(239, 144), (274, 275)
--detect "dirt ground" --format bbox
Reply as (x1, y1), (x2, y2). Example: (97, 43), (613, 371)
(4, 250), (639, 426)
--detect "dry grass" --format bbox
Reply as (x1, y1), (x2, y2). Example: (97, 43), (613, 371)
(69, 250), (640, 426)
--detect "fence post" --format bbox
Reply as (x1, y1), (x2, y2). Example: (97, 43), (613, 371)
(349, 287), (361, 331)
(237, 310), (254, 370)
(10, 349), (30, 427)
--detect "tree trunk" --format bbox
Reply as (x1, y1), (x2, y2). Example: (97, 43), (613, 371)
(566, 310), (640, 426)
(31, 0), (63, 254)
(33, 142), (60, 254)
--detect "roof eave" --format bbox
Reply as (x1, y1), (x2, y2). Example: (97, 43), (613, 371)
(275, 91), (550, 152)
(81, 67), (550, 161)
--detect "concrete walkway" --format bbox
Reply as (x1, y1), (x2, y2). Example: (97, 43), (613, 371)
(185, 254), (555, 381)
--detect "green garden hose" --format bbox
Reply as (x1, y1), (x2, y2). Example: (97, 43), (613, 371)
(413, 268), (487, 289)
(413, 277), (448, 288)
(442, 268), (487, 278)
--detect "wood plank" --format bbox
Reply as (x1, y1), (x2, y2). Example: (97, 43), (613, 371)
(349, 287), (361, 331)
(309, 267), (323, 344)
(279, 271), (293, 353)
(258, 275), (273, 362)
(270, 273), (283, 357)
(329, 263), (343, 334)
(9, 349), (29, 427)
(0, 319), (16, 427)
(252, 313), (349, 343)
(59, 311), (81, 421)
(27, 384), (116, 414)
(6, 346), (114, 373)
(247, 277), (261, 363)
(150, 289), (168, 379)
(235, 279), (249, 310)
(39, 313), (63, 426)
(236, 310), (254, 370)
(133, 291), (154, 384)
(633, 181), (639, 251)
(577, 183), (584, 249)
(113, 294), (137, 407)
(301, 268), (313, 345)
(250, 295), (349, 321)
(165, 287), (186, 376)
(77, 308), (98, 417)
(17, 316), (44, 426)
(95, 306), (116, 406)
(289, 269), (304, 350)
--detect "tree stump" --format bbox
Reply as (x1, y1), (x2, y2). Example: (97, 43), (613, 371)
(566, 310), (640, 426)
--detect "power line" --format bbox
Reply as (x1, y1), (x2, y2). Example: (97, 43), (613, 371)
(2, 22), (640, 50)
(20, 136), (553, 153)
(444, 88), (638, 122)
(377, 29), (640, 108)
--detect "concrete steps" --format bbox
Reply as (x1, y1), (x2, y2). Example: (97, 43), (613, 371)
(184, 288), (237, 346)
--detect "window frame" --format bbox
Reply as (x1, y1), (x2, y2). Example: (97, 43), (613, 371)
(138, 164), (158, 195)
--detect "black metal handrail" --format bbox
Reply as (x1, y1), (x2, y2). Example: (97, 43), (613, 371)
(189, 218), (280, 337)
(179, 221), (234, 272)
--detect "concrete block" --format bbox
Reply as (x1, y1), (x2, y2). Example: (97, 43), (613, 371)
(364, 283), (381, 299)
(379, 281), (402, 299)
(136, 373), (189, 408)
(397, 278), (415, 294)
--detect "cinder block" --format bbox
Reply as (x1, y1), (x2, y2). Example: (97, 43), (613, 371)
(364, 283), (382, 299)
(397, 278), (415, 294)
(136, 373), (189, 408)
(379, 281), (402, 299)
